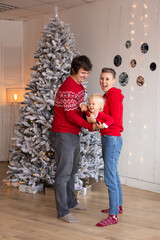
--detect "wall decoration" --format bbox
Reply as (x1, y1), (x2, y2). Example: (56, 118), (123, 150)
(140, 42), (149, 53)
(125, 40), (131, 49)
(113, 55), (122, 67)
(119, 72), (129, 86)
(150, 62), (156, 71)
(136, 75), (144, 86)
(116, 3), (156, 89)
(130, 59), (136, 68)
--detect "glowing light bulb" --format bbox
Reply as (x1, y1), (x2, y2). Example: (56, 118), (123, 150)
(14, 93), (17, 101)
(140, 157), (144, 162)
(130, 113), (134, 117)
(132, 4), (136, 8)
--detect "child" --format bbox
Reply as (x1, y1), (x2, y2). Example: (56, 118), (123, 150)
(81, 93), (114, 130)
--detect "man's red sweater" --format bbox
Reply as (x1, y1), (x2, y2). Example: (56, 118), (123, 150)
(102, 87), (124, 136)
(51, 76), (93, 135)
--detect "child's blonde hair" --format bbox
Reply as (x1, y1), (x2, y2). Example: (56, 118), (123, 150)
(88, 93), (104, 110)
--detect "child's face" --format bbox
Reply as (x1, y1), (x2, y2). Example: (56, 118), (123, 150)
(99, 72), (115, 93)
(88, 98), (102, 114)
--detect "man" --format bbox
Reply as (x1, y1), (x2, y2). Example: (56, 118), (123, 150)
(50, 55), (96, 223)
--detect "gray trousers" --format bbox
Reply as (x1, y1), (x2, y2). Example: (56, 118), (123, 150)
(49, 131), (80, 218)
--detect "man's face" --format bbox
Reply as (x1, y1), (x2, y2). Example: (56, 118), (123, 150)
(72, 68), (90, 84)
(99, 72), (115, 93)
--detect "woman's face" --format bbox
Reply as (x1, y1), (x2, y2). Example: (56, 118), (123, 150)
(99, 72), (115, 93)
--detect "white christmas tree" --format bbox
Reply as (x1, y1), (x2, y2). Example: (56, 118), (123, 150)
(75, 129), (103, 189)
(7, 14), (103, 191)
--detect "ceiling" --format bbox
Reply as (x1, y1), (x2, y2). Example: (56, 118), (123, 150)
(0, 0), (97, 22)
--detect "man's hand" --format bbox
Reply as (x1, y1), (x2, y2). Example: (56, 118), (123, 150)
(86, 115), (96, 123)
(80, 103), (88, 112)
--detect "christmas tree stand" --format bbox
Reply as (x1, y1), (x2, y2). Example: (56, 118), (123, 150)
(75, 185), (92, 199)
(44, 184), (92, 199)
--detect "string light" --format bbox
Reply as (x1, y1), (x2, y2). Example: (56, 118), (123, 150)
(142, 1), (148, 38)
(129, 2), (136, 42)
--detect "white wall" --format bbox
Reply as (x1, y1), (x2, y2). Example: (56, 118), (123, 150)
(7, 0), (160, 193)
(0, 20), (23, 162)
(58, 0), (160, 193)
(24, 15), (52, 85)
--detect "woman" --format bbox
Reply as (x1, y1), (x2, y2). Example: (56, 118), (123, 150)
(96, 67), (124, 227)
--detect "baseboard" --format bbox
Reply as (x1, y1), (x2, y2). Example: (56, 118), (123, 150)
(120, 176), (160, 193)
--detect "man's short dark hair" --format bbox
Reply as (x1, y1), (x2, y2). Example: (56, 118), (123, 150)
(101, 68), (116, 79)
(70, 55), (92, 75)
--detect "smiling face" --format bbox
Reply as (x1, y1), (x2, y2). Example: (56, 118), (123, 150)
(88, 95), (104, 115)
(71, 68), (90, 84)
(88, 98), (102, 115)
(99, 72), (115, 93)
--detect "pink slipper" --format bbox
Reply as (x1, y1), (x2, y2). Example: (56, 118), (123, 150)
(96, 215), (118, 227)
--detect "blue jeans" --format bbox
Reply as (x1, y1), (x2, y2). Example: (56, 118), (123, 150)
(49, 131), (79, 218)
(101, 135), (123, 215)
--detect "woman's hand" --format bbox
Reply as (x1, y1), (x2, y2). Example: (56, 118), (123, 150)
(96, 122), (105, 130)
(92, 123), (99, 131)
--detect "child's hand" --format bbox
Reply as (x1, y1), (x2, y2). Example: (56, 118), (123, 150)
(96, 122), (105, 129)
(80, 103), (88, 112)
(86, 115), (96, 123)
